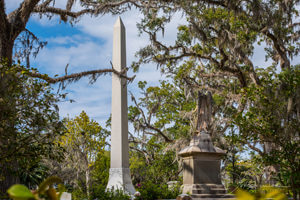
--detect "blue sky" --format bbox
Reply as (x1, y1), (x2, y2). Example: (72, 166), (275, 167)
(5, 0), (298, 128)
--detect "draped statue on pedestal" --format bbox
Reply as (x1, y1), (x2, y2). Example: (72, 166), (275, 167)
(196, 91), (213, 134)
(178, 90), (234, 199)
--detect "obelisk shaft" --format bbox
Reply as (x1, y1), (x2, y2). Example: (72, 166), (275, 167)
(106, 17), (135, 195)
(111, 16), (129, 168)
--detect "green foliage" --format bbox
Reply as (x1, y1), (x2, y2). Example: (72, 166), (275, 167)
(0, 62), (64, 191)
(233, 66), (300, 194)
(235, 186), (287, 200)
(128, 80), (191, 186)
(61, 111), (108, 162)
(223, 130), (259, 191)
(225, 160), (252, 190)
(90, 187), (130, 200)
(46, 111), (109, 199)
(130, 142), (179, 184)
(71, 188), (88, 200)
(133, 1), (300, 198)
(135, 181), (181, 200)
(19, 161), (49, 190)
(130, 80), (193, 140)
(91, 151), (110, 187)
(2, 1), (299, 199)
(7, 185), (35, 200)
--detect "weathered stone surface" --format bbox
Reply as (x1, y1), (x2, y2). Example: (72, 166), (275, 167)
(179, 133), (234, 199)
(180, 134), (226, 156)
(60, 192), (71, 200)
(106, 17), (135, 195)
(176, 194), (192, 200)
(106, 168), (135, 195)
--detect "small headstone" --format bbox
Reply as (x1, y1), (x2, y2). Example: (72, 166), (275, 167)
(60, 192), (71, 200)
(167, 181), (178, 190)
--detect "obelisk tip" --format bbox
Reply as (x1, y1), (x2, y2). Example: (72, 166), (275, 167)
(114, 16), (125, 28)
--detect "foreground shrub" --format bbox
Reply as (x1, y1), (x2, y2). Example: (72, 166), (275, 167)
(135, 181), (181, 200)
(90, 185), (131, 200)
(236, 186), (288, 200)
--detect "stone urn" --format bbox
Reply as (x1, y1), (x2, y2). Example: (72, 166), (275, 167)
(179, 133), (234, 199)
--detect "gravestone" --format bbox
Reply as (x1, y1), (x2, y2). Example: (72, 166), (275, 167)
(106, 17), (136, 195)
(178, 92), (234, 199)
(60, 192), (71, 200)
(167, 181), (178, 190)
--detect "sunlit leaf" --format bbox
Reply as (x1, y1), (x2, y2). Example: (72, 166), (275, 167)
(7, 184), (35, 200)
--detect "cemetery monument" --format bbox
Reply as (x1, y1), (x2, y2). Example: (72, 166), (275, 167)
(179, 92), (234, 199)
(106, 17), (136, 195)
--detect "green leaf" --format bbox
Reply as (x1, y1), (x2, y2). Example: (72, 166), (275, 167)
(7, 184), (35, 200)
(235, 189), (255, 200)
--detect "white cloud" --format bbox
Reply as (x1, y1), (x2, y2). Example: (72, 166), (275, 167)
(4, 0), (23, 13)
(57, 77), (112, 125)
(33, 36), (111, 75)
(46, 35), (79, 45)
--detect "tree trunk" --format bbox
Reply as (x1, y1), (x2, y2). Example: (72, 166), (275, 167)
(0, 23), (14, 65)
(0, 165), (19, 196)
(0, 40), (13, 65)
(264, 142), (279, 186)
(86, 167), (90, 199)
(232, 154), (236, 185)
(291, 174), (299, 200)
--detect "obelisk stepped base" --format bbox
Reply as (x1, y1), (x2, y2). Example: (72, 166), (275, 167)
(106, 168), (136, 195)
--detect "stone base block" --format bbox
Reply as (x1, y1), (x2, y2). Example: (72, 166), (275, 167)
(183, 184), (226, 194)
(191, 194), (235, 199)
(182, 184), (235, 199)
(106, 168), (136, 195)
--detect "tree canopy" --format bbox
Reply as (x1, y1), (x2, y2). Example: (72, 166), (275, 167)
(128, 0), (299, 198)
(0, 0), (299, 199)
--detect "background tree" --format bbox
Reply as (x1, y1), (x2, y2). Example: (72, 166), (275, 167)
(127, 80), (190, 189)
(234, 66), (300, 196)
(46, 111), (108, 199)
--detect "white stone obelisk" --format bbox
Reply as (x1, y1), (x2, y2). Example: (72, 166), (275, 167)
(106, 17), (136, 195)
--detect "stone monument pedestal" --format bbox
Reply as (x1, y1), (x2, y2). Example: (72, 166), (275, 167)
(179, 133), (234, 199)
(106, 168), (135, 194)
